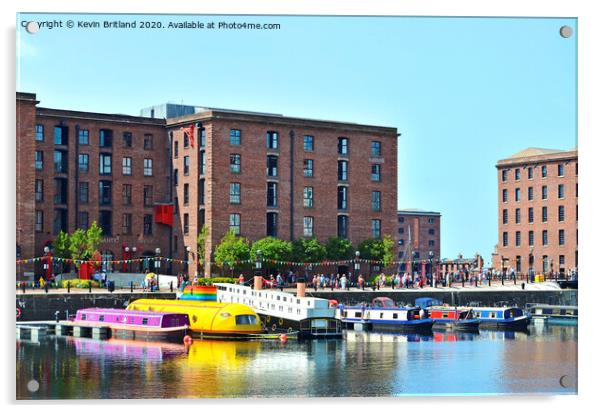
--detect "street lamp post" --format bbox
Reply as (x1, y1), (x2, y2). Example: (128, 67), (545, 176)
(155, 247), (161, 291)
(43, 246), (50, 283)
(528, 246), (534, 284)
(550, 258), (554, 282)
(255, 249), (263, 276)
(354, 250), (360, 290)
(124, 247), (129, 273)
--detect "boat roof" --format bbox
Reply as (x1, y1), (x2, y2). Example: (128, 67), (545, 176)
(528, 304), (578, 309)
(77, 308), (181, 317)
(467, 306), (520, 311)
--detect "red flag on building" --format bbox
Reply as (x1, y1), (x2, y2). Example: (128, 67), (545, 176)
(180, 124), (196, 148)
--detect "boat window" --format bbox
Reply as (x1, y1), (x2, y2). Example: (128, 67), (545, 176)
(297, 299), (301, 304)
(490, 313), (496, 319)
(235, 315), (257, 325)
(142, 318), (148, 325)
(354, 312), (362, 318)
(566, 310), (573, 316)
(81, 314), (86, 321)
(99, 315), (105, 322)
(442, 313), (448, 318)
(475, 312), (481, 318)
(277, 296), (281, 300)
(380, 313), (384, 319)
(393, 313), (398, 319)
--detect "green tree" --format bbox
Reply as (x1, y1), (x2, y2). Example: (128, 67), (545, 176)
(251, 237), (293, 271)
(380, 235), (395, 268)
(53, 231), (71, 258)
(324, 237), (354, 261)
(69, 221), (103, 264)
(358, 235), (395, 269)
(214, 230), (251, 273)
(292, 238), (326, 263)
(197, 225), (208, 266)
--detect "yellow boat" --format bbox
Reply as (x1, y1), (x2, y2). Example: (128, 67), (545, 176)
(127, 299), (262, 338)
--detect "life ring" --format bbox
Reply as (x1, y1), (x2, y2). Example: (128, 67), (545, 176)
(271, 324), (277, 331)
(287, 327), (293, 333)
(16, 308), (21, 319)
(278, 318), (284, 326)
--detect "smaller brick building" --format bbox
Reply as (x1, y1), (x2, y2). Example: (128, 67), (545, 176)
(396, 209), (441, 273)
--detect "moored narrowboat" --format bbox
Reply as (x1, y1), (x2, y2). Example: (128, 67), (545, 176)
(336, 297), (434, 333)
(526, 304), (578, 325)
(71, 308), (190, 341)
(127, 299), (263, 339)
(426, 306), (480, 331)
(467, 306), (530, 330)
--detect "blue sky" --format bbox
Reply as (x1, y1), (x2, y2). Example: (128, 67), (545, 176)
(16, 14), (577, 262)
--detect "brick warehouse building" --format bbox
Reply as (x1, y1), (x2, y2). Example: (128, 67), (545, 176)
(166, 109), (398, 277)
(396, 209), (441, 274)
(492, 148), (578, 276)
(17, 93), (399, 278)
(16, 92), (172, 278)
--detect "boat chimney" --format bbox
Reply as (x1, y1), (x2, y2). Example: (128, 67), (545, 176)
(296, 279), (306, 297)
(254, 275), (263, 290)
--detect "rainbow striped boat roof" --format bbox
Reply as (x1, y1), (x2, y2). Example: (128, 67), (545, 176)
(180, 285), (217, 301)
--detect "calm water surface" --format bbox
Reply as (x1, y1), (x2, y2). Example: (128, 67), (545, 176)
(16, 323), (577, 399)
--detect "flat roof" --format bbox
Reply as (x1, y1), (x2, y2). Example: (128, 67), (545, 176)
(497, 147), (577, 167)
(398, 209), (441, 216)
(36, 107), (166, 126)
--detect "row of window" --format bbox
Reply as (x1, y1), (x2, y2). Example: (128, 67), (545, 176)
(397, 216), (437, 224)
(226, 129), (384, 157)
(397, 239), (436, 247)
(36, 125), (154, 149)
(35, 151), (155, 177)
(502, 229), (572, 247)
(397, 227), (437, 235)
(501, 163), (575, 182)
(173, 128), (206, 157)
(502, 205), (575, 224)
(35, 179), (154, 207)
(503, 254), (570, 273)
(34, 209), (153, 236)
(502, 184), (576, 202)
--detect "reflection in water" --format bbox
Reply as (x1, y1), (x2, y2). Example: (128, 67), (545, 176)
(16, 324), (577, 399)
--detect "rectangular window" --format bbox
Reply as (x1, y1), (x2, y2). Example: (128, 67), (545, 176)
(528, 167), (533, 179)
(200, 150), (206, 175)
(143, 159), (153, 176)
(303, 135), (314, 151)
(337, 215), (349, 239)
(558, 205), (565, 222)
(54, 126), (68, 145)
(371, 219), (381, 239)
(78, 211), (89, 230)
(122, 157), (132, 175)
(371, 141), (382, 157)
(267, 182), (277, 207)
(35, 151), (43, 170)
(35, 210), (43, 232)
(143, 185), (153, 207)
(338, 160), (348, 181)
(143, 215), (153, 235)
(528, 207), (534, 223)
(183, 213), (189, 234)
(529, 230), (534, 246)
(515, 168), (521, 180)
(515, 231), (521, 247)
(183, 183), (189, 205)
(35, 124), (44, 141)
(559, 255), (565, 265)
(338, 137), (348, 155)
(303, 159), (314, 177)
(79, 129), (89, 145)
(99, 129), (112, 148)
(183, 133), (190, 148)
(542, 230), (548, 246)
(53, 209), (68, 235)
(559, 229), (565, 246)
(122, 131), (132, 147)
(230, 154), (241, 173)
(372, 191), (381, 211)
(79, 182), (89, 204)
(122, 213), (132, 235)
(542, 185), (548, 200)
(502, 169), (508, 182)
(267, 131), (279, 149)
(229, 213), (241, 235)
(143, 134), (153, 150)
(502, 189), (508, 203)
(267, 212), (278, 237)
(54, 150), (68, 173)
(371, 164), (381, 182)
(230, 182), (241, 204)
(99, 181), (112, 205)
(99, 211), (112, 236)
(528, 187), (533, 201)
(542, 165), (547, 178)
(515, 208), (521, 224)
(199, 179), (205, 205)
(502, 209), (508, 224)
(122, 184), (132, 205)
(267, 155), (278, 177)
(337, 186), (348, 210)
(54, 178), (68, 204)
(99, 153), (112, 175)
(35, 179), (43, 202)
(78, 154), (89, 172)
(183, 156), (190, 176)
(303, 186), (313, 208)
(230, 129), (241, 145)
(558, 184), (565, 199)
(542, 206), (548, 222)
(558, 164), (564, 177)
(502, 232), (508, 247)
(515, 188), (521, 202)
(200, 127), (206, 147)
(174, 141), (179, 158)
(303, 216), (314, 237)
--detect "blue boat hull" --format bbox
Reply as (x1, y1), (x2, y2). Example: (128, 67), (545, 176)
(368, 319), (435, 332)
(478, 316), (530, 330)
